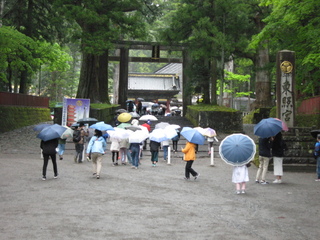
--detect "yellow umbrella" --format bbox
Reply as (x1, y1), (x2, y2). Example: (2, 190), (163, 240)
(117, 112), (132, 123)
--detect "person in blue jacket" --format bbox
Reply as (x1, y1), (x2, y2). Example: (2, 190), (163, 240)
(314, 134), (320, 181)
(86, 129), (107, 179)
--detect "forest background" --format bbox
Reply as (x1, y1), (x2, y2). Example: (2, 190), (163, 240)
(0, 0), (319, 109)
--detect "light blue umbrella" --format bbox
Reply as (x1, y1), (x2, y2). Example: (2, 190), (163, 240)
(37, 124), (67, 142)
(149, 129), (168, 143)
(90, 122), (114, 131)
(219, 134), (256, 166)
(254, 118), (283, 138)
(180, 127), (206, 145)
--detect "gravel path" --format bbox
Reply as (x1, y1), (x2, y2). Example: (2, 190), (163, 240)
(0, 123), (319, 240)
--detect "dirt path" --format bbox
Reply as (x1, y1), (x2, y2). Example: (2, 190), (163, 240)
(0, 124), (319, 239)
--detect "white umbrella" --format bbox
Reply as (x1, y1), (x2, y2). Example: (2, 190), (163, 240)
(107, 128), (130, 140)
(60, 127), (74, 139)
(194, 127), (205, 135)
(129, 131), (149, 143)
(155, 122), (170, 129)
(170, 124), (181, 129)
(149, 129), (168, 143)
(139, 115), (158, 121)
(164, 125), (178, 139)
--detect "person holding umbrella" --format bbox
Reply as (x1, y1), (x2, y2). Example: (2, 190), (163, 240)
(86, 129), (107, 179)
(272, 132), (288, 183)
(181, 141), (200, 180)
(150, 140), (161, 167)
(40, 138), (59, 180)
(73, 122), (89, 163)
(255, 137), (274, 184)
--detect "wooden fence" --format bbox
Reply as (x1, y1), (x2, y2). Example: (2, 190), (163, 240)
(297, 96), (320, 114)
(0, 92), (49, 108)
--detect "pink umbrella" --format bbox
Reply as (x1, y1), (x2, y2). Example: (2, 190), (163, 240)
(275, 118), (289, 131)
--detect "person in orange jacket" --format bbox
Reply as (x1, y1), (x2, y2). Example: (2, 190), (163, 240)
(181, 141), (200, 180)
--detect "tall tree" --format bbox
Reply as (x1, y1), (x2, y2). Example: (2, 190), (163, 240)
(255, 0), (320, 97)
(55, 0), (162, 103)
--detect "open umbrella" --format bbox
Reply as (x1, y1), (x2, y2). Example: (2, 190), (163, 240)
(130, 112), (140, 118)
(129, 130), (149, 143)
(125, 125), (142, 131)
(107, 128), (130, 140)
(194, 127), (205, 135)
(203, 127), (217, 137)
(60, 127), (74, 139)
(170, 124), (181, 129)
(37, 124), (67, 142)
(149, 129), (168, 143)
(115, 108), (127, 114)
(118, 112), (132, 123)
(275, 118), (289, 131)
(180, 127), (206, 145)
(219, 134), (256, 166)
(77, 117), (98, 126)
(311, 130), (320, 139)
(254, 118), (283, 138)
(117, 123), (131, 129)
(139, 115), (158, 121)
(155, 122), (170, 129)
(137, 98), (144, 101)
(90, 122), (114, 131)
(33, 123), (52, 132)
(70, 122), (79, 128)
(164, 125), (178, 139)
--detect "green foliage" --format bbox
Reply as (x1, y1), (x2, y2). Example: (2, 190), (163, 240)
(254, 0), (320, 97)
(0, 106), (51, 133)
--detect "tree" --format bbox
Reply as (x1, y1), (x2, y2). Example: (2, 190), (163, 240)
(2, 0), (70, 94)
(54, 0), (163, 103)
(255, 0), (320, 97)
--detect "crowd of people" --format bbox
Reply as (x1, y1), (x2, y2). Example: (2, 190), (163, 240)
(40, 117), (320, 196)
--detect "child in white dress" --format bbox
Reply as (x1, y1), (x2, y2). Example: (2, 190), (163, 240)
(232, 164), (249, 194)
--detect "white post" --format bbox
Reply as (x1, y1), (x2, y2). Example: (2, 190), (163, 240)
(167, 146), (171, 165)
(210, 146), (214, 166)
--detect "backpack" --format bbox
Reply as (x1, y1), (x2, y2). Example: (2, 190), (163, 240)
(73, 129), (81, 143)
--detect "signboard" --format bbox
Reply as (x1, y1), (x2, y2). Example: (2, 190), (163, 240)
(276, 50), (295, 127)
(62, 98), (90, 126)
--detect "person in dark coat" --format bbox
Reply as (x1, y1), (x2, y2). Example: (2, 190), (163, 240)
(150, 140), (161, 167)
(255, 136), (273, 184)
(272, 132), (288, 183)
(40, 138), (59, 180)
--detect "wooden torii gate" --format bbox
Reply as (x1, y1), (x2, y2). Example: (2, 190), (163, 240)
(108, 41), (191, 116)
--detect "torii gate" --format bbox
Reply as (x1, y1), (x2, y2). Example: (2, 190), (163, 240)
(108, 41), (191, 116)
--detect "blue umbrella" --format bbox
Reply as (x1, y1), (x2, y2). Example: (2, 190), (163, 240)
(180, 127), (206, 145)
(219, 134), (256, 166)
(89, 122), (114, 131)
(37, 124), (67, 142)
(33, 123), (52, 132)
(149, 129), (168, 143)
(254, 118), (283, 138)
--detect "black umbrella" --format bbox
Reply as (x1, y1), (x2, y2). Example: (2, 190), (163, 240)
(77, 117), (98, 126)
(311, 130), (320, 139)
(115, 108), (127, 114)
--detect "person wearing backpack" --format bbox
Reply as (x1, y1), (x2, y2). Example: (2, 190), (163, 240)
(73, 123), (88, 163)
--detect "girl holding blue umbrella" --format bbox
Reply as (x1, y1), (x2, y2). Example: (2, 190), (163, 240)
(181, 141), (200, 180)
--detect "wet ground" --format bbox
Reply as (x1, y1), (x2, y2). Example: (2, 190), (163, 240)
(0, 123), (320, 240)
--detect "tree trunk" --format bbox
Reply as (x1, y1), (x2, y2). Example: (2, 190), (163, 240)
(77, 51), (109, 103)
(210, 58), (218, 105)
(252, 45), (272, 109)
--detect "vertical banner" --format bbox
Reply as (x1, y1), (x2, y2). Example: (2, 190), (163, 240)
(276, 50), (295, 128)
(62, 98), (90, 126)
